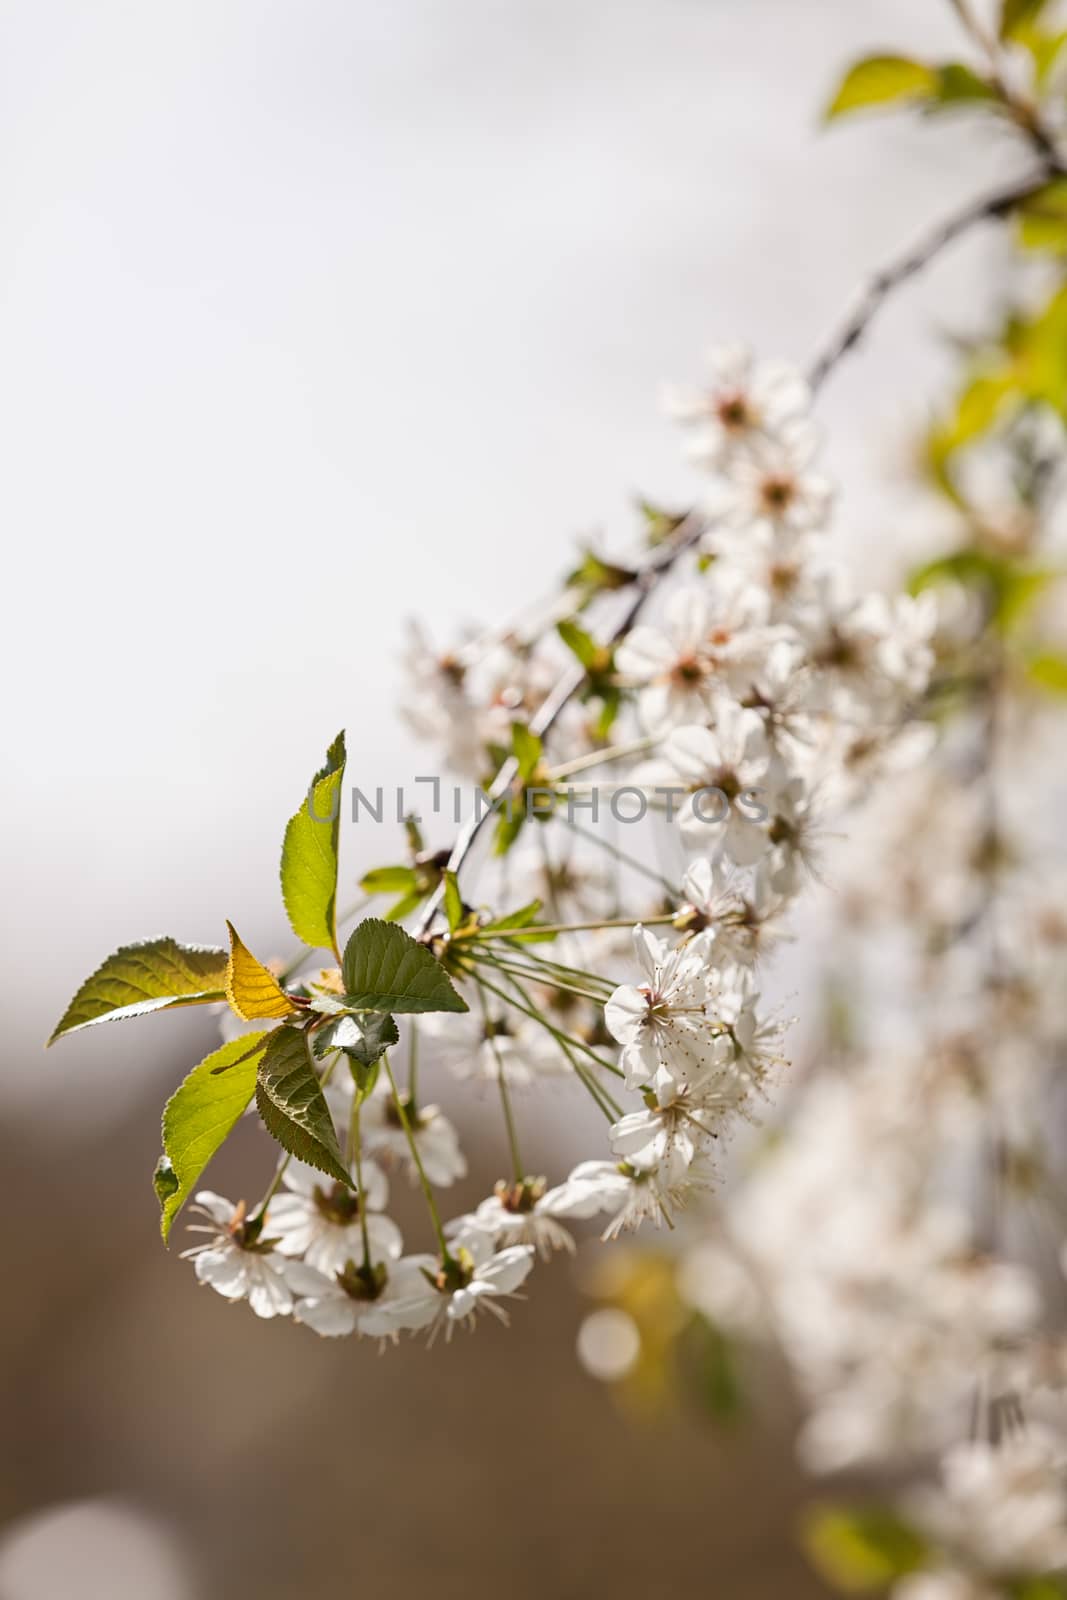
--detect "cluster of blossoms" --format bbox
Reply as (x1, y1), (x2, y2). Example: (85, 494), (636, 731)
(618, 375), (1067, 1592)
(173, 345), (933, 1348)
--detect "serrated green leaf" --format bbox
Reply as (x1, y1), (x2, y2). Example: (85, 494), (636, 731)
(824, 55), (938, 121)
(280, 731), (346, 954)
(156, 1031), (272, 1241)
(341, 918), (467, 1014)
(311, 1009), (398, 1065)
(360, 865), (418, 895)
(801, 1505), (929, 1592)
(49, 938), (230, 1044)
(255, 1026), (351, 1184)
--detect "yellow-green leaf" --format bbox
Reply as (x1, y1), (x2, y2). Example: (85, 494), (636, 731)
(1017, 179), (1067, 254)
(280, 731), (346, 955)
(802, 1505), (928, 1593)
(1001, 0), (1052, 38)
(156, 1031), (272, 1242)
(824, 56), (938, 121)
(49, 938), (230, 1044)
(1026, 650), (1067, 695)
(225, 922), (294, 1021)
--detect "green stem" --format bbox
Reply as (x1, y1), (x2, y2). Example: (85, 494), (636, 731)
(382, 1052), (451, 1261)
(555, 811), (681, 897)
(476, 914), (675, 940)
(485, 963), (623, 1120)
(464, 964), (624, 1080)
(547, 735), (659, 781)
(474, 978), (524, 1182)
(408, 1020), (420, 1102)
(348, 1092), (372, 1270)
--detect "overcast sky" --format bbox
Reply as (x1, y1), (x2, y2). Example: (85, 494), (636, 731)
(0, 0), (1016, 1109)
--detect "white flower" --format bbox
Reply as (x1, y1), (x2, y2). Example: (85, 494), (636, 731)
(795, 569), (934, 721)
(358, 1235), (536, 1342)
(292, 1254), (437, 1339)
(616, 579), (774, 732)
(609, 1054), (750, 1169)
(664, 343), (811, 464)
(447, 1177), (578, 1260)
(681, 856), (786, 966)
(604, 925), (727, 1089)
(545, 1152), (713, 1238)
(182, 1191), (321, 1320)
(268, 1157), (402, 1275)
(715, 421), (833, 544)
(662, 709), (773, 862)
(360, 1087), (468, 1187)
(905, 1431), (1067, 1578)
(419, 999), (565, 1085)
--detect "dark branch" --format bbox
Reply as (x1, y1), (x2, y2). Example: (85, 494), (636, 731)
(806, 168), (1056, 393)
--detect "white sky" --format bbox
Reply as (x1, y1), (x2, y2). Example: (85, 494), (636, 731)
(0, 0), (1016, 1108)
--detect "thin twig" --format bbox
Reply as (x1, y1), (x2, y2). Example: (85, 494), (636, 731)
(807, 168), (1056, 393)
(415, 167), (1056, 937)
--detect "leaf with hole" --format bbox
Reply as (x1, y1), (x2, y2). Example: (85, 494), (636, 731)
(156, 1031), (273, 1242)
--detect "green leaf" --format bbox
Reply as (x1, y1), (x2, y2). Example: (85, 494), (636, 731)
(49, 938), (230, 1044)
(493, 805), (527, 857)
(255, 1026), (351, 1184)
(360, 865), (418, 895)
(1026, 650), (1067, 695)
(824, 55), (939, 121)
(557, 618), (600, 670)
(564, 549), (637, 605)
(1010, 1578), (1067, 1600)
(1001, 0), (1052, 38)
(311, 1009), (399, 1065)
(906, 549), (1058, 631)
(510, 721), (543, 781)
(341, 918), (468, 1014)
(156, 1031), (272, 1241)
(442, 870), (464, 934)
(348, 1055), (381, 1101)
(280, 731), (346, 954)
(932, 62), (999, 107)
(1017, 179), (1067, 254)
(802, 1506), (929, 1593)
(383, 888), (425, 923)
(479, 900), (544, 933)
(1022, 25), (1067, 87)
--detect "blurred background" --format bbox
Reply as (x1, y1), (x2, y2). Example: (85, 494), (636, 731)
(0, 0), (1017, 1594)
